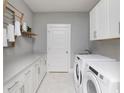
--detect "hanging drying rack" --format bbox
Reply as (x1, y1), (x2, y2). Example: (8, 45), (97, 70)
(3, 0), (24, 47)
(6, 2), (37, 37)
(3, 0), (37, 47)
(4, 0), (24, 25)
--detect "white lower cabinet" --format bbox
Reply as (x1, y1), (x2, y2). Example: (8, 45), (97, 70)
(34, 61), (40, 91)
(4, 56), (47, 93)
(39, 58), (47, 80)
(3, 74), (25, 93)
(34, 57), (47, 92)
(23, 67), (34, 93)
(4, 81), (24, 93)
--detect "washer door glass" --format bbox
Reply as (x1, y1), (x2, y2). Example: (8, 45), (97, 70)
(83, 72), (101, 93)
(87, 80), (97, 93)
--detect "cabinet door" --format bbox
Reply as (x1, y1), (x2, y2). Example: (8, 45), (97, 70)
(38, 63), (41, 83)
(23, 68), (33, 93)
(90, 0), (108, 40)
(108, 0), (120, 38)
(4, 81), (24, 93)
(90, 7), (97, 40)
(95, 0), (108, 39)
(40, 58), (47, 79)
(34, 62), (40, 90)
(42, 58), (47, 76)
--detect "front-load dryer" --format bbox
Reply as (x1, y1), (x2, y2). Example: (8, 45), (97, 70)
(74, 55), (81, 93)
(82, 61), (120, 93)
(77, 54), (116, 93)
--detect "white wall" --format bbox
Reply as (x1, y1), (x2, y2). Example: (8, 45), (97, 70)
(3, 0), (33, 58)
(32, 12), (89, 67)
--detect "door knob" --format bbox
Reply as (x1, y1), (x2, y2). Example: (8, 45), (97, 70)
(66, 51), (68, 54)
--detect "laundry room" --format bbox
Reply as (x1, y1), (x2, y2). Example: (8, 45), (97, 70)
(1, 0), (121, 93)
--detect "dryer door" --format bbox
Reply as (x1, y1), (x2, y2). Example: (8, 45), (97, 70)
(83, 71), (101, 93)
(74, 62), (80, 84)
(76, 63), (79, 81)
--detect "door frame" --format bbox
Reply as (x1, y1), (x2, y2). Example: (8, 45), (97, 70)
(47, 24), (71, 72)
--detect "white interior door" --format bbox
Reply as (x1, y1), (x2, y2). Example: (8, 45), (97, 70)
(47, 24), (71, 72)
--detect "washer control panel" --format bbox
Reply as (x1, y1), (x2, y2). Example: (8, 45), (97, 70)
(99, 74), (104, 80)
(89, 66), (104, 80)
(89, 66), (98, 75)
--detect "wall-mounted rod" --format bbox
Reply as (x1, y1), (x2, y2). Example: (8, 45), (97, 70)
(7, 2), (23, 15)
(4, 15), (13, 20)
(3, 22), (9, 25)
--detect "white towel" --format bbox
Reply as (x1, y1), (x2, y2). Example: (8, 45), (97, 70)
(3, 28), (8, 47)
(7, 24), (15, 42)
(22, 22), (27, 32)
(15, 21), (21, 36)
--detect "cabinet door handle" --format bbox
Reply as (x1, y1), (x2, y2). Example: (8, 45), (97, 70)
(35, 64), (39, 67)
(38, 67), (40, 74)
(21, 85), (24, 93)
(66, 51), (68, 54)
(45, 60), (47, 64)
(8, 81), (18, 90)
(94, 31), (96, 38)
(119, 22), (120, 34)
(25, 70), (31, 75)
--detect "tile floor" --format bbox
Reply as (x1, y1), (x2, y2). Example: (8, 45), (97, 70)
(37, 72), (76, 93)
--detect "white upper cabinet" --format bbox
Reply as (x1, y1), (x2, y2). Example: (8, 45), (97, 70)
(90, 0), (107, 40)
(90, 7), (97, 40)
(90, 0), (120, 40)
(108, 0), (120, 38)
(96, 0), (108, 39)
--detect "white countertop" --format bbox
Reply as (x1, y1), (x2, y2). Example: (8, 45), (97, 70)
(3, 54), (46, 84)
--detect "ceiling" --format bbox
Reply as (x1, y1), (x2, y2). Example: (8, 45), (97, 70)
(24, 0), (99, 12)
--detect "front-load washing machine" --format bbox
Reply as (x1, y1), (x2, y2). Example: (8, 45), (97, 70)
(76, 54), (116, 93)
(82, 61), (120, 93)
